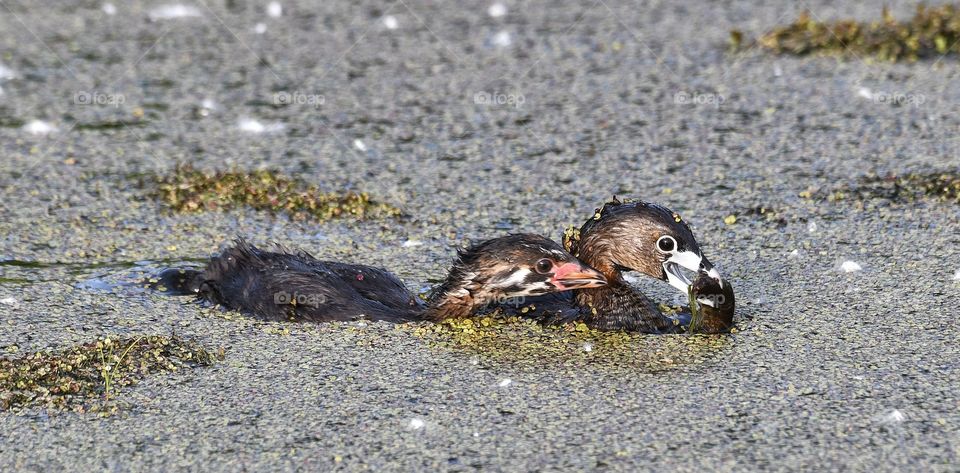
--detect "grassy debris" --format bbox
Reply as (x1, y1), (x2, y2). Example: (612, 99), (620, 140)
(687, 286), (704, 333)
(147, 164), (403, 221)
(733, 4), (960, 62)
(0, 335), (222, 414)
(803, 172), (960, 204)
(405, 314), (731, 371)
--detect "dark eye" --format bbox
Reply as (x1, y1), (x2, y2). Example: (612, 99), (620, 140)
(656, 236), (676, 253)
(535, 258), (553, 274)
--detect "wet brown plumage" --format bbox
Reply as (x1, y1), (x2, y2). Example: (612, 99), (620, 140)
(152, 234), (605, 323)
(524, 198), (735, 333)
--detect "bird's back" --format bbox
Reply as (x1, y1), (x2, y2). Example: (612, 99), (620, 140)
(196, 240), (423, 322)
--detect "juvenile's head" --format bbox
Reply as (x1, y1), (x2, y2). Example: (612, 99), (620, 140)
(427, 233), (606, 319)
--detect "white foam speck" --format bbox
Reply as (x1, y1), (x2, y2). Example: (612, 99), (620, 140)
(238, 117), (284, 134)
(488, 2), (507, 17)
(840, 261), (862, 273)
(402, 239), (423, 248)
(382, 15), (398, 30)
(102, 3), (117, 15)
(353, 139), (367, 151)
(254, 23), (267, 34)
(469, 356), (480, 365)
(880, 409), (906, 424)
(787, 249), (800, 259)
(773, 64), (782, 77)
(582, 343), (593, 352)
(0, 297), (16, 305)
(473, 432), (480, 437)
(408, 418), (425, 430)
(857, 87), (875, 100)
(0, 63), (17, 80)
(498, 378), (512, 387)
(148, 4), (202, 21)
(201, 98), (217, 110)
(266, 1), (282, 18)
(953, 269), (960, 281)
(491, 30), (512, 47)
(807, 221), (818, 233)
(23, 120), (56, 135)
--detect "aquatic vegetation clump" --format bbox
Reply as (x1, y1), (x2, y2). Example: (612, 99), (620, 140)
(149, 165), (403, 221)
(0, 335), (222, 413)
(406, 313), (731, 371)
(808, 172), (960, 205)
(734, 4), (960, 62)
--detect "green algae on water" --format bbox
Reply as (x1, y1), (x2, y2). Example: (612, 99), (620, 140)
(0, 335), (223, 414)
(147, 164), (403, 222)
(405, 314), (731, 372)
(735, 4), (960, 62)
(806, 172), (960, 205)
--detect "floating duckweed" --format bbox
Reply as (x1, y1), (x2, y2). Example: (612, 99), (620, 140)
(734, 207), (788, 227)
(824, 172), (960, 205)
(147, 164), (403, 222)
(404, 314), (731, 371)
(0, 335), (222, 414)
(737, 4), (960, 62)
(562, 225), (581, 253)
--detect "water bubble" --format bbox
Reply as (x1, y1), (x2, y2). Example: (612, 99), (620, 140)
(148, 4), (202, 21)
(382, 15), (399, 30)
(353, 139), (367, 151)
(879, 409), (905, 425)
(787, 249), (800, 259)
(0, 63), (16, 80)
(266, 1), (282, 17)
(839, 261), (862, 273)
(402, 240), (423, 248)
(237, 117), (284, 134)
(23, 120), (56, 135)
(254, 23), (267, 34)
(0, 297), (16, 305)
(807, 221), (818, 233)
(407, 418), (425, 430)
(491, 30), (512, 47)
(498, 378), (512, 387)
(582, 343), (593, 352)
(102, 3), (116, 15)
(488, 3), (507, 17)
(953, 269), (960, 281)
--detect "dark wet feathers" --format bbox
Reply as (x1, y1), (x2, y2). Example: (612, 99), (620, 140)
(195, 239), (423, 322)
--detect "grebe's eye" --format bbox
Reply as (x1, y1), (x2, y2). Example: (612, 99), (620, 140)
(656, 235), (676, 253)
(535, 258), (553, 274)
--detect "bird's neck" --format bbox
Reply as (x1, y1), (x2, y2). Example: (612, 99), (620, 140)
(423, 265), (491, 321)
(573, 275), (677, 332)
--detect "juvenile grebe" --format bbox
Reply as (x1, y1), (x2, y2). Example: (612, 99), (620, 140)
(154, 234), (606, 323)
